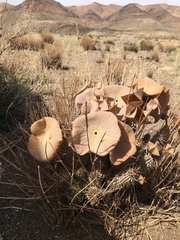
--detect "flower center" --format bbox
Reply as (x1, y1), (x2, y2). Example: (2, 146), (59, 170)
(93, 131), (98, 136)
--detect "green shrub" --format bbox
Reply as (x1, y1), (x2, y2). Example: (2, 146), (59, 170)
(41, 44), (63, 69)
(0, 64), (29, 131)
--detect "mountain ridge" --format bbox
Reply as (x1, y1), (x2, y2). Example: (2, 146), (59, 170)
(0, 1), (180, 33)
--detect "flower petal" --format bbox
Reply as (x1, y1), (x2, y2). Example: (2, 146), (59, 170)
(72, 111), (121, 156)
(110, 122), (136, 165)
(126, 78), (163, 96)
(28, 117), (62, 162)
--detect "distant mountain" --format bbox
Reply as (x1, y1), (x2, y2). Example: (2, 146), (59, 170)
(157, 4), (180, 19)
(80, 10), (102, 21)
(0, 1), (180, 33)
(106, 3), (147, 22)
(69, 2), (122, 19)
(0, 2), (14, 12)
(14, 0), (75, 17)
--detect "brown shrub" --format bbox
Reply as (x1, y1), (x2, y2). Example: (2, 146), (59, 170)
(10, 34), (44, 51)
(152, 50), (160, 62)
(41, 44), (63, 69)
(162, 44), (176, 53)
(96, 58), (105, 64)
(147, 71), (153, 78)
(123, 43), (138, 53)
(41, 31), (54, 44)
(27, 35), (45, 51)
(104, 44), (110, 51)
(106, 59), (126, 83)
(157, 42), (163, 52)
(140, 40), (154, 51)
(81, 36), (95, 51)
(104, 40), (115, 45)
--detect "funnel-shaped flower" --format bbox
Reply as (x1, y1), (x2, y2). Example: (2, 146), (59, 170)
(144, 87), (170, 122)
(75, 88), (95, 107)
(28, 117), (63, 162)
(110, 122), (136, 165)
(147, 141), (162, 156)
(80, 100), (99, 115)
(102, 85), (131, 116)
(126, 78), (163, 96)
(71, 111), (121, 156)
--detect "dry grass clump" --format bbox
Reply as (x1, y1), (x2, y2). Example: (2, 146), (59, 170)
(105, 58), (126, 83)
(103, 44), (110, 52)
(152, 50), (160, 62)
(157, 41), (163, 52)
(9, 33), (44, 51)
(40, 31), (55, 44)
(162, 44), (177, 53)
(140, 39), (154, 51)
(81, 35), (96, 51)
(123, 42), (138, 53)
(41, 44), (63, 69)
(103, 40), (115, 45)
(96, 58), (105, 64)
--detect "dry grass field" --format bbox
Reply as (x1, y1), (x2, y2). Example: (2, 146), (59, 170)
(0, 1), (180, 240)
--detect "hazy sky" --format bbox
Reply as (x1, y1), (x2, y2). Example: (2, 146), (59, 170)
(1, 0), (180, 7)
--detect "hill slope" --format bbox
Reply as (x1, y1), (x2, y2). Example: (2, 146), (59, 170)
(14, 0), (75, 17)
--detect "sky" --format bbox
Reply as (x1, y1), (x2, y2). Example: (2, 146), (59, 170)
(1, 0), (180, 7)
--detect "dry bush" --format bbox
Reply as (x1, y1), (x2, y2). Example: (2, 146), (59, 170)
(41, 31), (55, 44)
(157, 42), (163, 52)
(96, 58), (105, 64)
(152, 50), (160, 62)
(123, 42), (138, 53)
(10, 34), (44, 51)
(104, 40), (115, 45)
(9, 35), (27, 50)
(41, 44), (63, 69)
(147, 70), (153, 78)
(104, 44), (110, 51)
(162, 44), (177, 53)
(81, 36), (96, 51)
(105, 58), (126, 84)
(140, 40), (154, 51)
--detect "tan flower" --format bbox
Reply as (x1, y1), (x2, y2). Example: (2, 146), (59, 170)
(102, 85), (131, 116)
(80, 100), (99, 115)
(71, 111), (121, 156)
(28, 117), (63, 162)
(110, 122), (136, 165)
(147, 141), (162, 156)
(144, 87), (170, 122)
(126, 78), (163, 96)
(75, 88), (95, 107)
